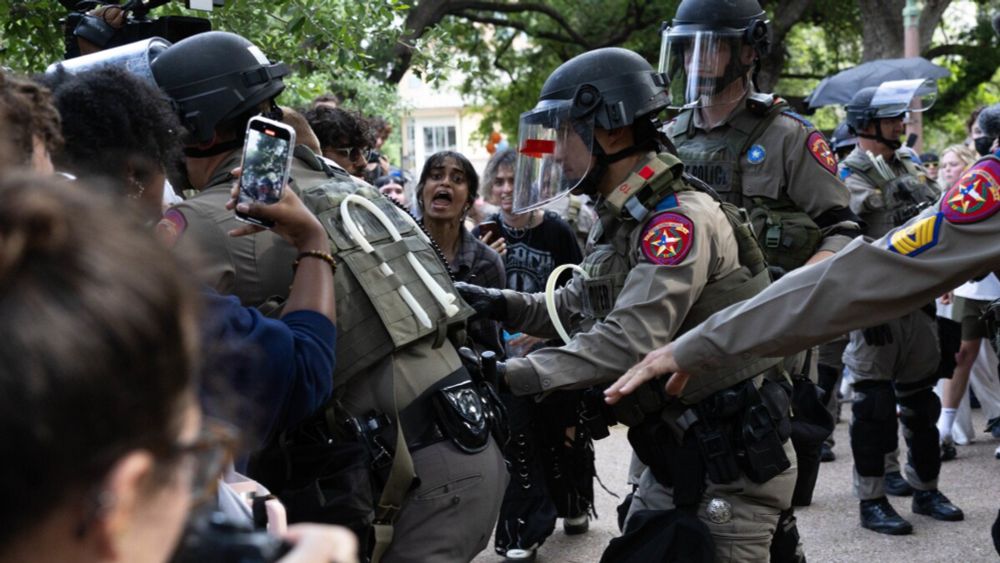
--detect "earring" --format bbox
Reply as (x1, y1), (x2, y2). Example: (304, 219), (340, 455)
(128, 176), (146, 200)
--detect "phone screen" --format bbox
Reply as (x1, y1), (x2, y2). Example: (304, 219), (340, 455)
(237, 117), (294, 227)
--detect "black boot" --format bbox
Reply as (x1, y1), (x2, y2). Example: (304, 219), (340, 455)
(820, 443), (836, 462)
(912, 489), (964, 521)
(860, 497), (913, 535)
(884, 471), (914, 497)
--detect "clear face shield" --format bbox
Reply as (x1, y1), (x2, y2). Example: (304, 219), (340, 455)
(659, 28), (751, 109)
(870, 78), (938, 121)
(512, 99), (595, 213)
(45, 37), (172, 85)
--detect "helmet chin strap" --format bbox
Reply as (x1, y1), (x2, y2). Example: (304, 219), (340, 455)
(856, 119), (902, 151)
(575, 135), (659, 197)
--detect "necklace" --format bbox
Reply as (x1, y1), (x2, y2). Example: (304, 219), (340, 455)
(501, 211), (538, 241)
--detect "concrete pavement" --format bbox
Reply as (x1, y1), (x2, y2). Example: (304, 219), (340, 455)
(474, 409), (1000, 562)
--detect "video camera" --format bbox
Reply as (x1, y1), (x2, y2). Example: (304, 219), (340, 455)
(60, 0), (223, 58)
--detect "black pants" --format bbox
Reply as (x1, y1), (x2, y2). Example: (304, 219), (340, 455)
(494, 390), (596, 553)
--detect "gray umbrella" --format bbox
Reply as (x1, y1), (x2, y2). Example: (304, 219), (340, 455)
(805, 57), (950, 109)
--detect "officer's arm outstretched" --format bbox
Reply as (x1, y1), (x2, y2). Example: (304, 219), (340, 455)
(505, 196), (730, 395)
(607, 155), (1000, 402)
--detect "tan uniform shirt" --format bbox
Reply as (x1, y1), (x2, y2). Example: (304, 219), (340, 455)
(505, 188), (742, 396)
(673, 155), (1000, 378)
(667, 98), (857, 254)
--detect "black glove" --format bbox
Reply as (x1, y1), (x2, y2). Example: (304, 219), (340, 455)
(454, 281), (508, 322)
(494, 360), (509, 393)
(768, 265), (787, 281)
(861, 324), (893, 346)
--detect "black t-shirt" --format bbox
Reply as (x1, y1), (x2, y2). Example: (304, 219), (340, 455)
(475, 211), (583, 293)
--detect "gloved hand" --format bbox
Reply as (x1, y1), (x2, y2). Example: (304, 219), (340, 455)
(861, 324), (893, 346)
(767, 265), (787, 281)
(454, 281), (508, 322)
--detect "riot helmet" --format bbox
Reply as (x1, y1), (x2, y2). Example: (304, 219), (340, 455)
(513, 47), (669, 212)
(151, 31), (289, 146)
(830, 122), (857, 159)
(659, 0), (770, 108)
(845, 79), (936, 150)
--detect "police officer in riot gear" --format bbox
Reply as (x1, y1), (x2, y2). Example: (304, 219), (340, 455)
(837, 80), (963, 535)
(459, 46), (797, 562)
(152, 31), (507, 563)
(659, 1), (861, 559)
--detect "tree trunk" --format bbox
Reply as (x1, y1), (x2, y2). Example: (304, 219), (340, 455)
(757, 0), (819, 91)
(858, 0), (906, 60)
(856, 0), (952, 61)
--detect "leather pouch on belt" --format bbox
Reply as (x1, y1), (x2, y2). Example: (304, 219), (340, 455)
(431, 381), (491, 454)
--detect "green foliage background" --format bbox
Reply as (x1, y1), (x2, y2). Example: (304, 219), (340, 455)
(2, 0), (1000, 159)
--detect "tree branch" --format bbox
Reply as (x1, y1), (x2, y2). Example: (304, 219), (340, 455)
(453, 11), (578, 45)
(447, 1), (593, 47)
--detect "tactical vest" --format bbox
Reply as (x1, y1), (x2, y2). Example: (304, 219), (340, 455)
(668, 97), (823, 271)
(841, 149), (940, 238)
(579, 152), (780, 404)
(292, 147), (474, 388)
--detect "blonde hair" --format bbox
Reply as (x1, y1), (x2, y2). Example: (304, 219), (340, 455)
(941, 144), (976, 170)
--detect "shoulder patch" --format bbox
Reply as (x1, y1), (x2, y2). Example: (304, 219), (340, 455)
(155, 208), (187, 249)
(839, 167), (852, 181)
(781, 111), (814, 129)
(941, 159), (1000, 224)
(747, 144), (767, 165)
(888, 214), (941, 257)
(640, 211), (694, 266)
(807, 131), (838, 175)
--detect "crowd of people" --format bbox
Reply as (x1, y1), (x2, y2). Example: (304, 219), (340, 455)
(6, 0), (1000, 562)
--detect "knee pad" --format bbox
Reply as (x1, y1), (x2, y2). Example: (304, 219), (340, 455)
(850, 381), (897, 476)
(897, 387), (941, 482)
(897, 387), (941, 431)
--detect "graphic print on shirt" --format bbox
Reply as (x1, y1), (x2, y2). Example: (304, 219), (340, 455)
(505, 242), (556, 293)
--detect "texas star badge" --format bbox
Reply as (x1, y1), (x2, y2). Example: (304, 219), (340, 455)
(888, 214), (941, 257)
(747, 144), (766, 165)
(941, 158), (1000, 224)
(641, 211), (694, 266)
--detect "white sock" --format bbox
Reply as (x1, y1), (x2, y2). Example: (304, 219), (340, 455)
(938, 407), (957, 441)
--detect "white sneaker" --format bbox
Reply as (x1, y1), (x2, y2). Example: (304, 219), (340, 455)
(504, 546), (538, 561)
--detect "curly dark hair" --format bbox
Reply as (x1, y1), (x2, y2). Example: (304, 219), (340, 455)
(42, 67), (185, 194)
(303, 105), (375, 153)
(0, 71), (63, 168)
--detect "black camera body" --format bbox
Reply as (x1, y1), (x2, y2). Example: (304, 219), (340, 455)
(171, 511), (291, 563)
(62, 1), (220, 58)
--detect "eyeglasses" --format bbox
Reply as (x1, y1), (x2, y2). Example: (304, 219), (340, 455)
(331, 146), (372, 162)
(171, 419), (240, 503)
(74, 419), (239, 538)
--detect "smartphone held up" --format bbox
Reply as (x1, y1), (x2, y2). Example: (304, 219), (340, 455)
(236, 116), (296, 228)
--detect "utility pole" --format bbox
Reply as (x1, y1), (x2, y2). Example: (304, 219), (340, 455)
(904, 0), (923, 152)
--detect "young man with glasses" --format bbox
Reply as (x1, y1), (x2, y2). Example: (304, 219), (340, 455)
(304, 105), (375, 178)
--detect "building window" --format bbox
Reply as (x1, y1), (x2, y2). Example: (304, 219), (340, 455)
(423, 125), (457, 154)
